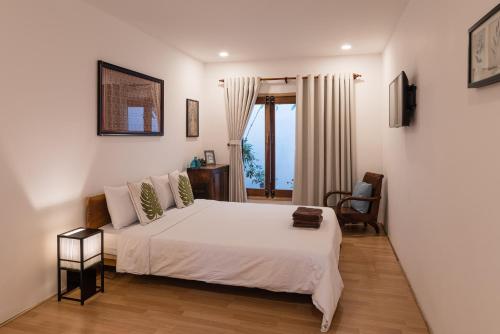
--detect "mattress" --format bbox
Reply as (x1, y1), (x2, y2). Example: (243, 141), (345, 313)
(100, 223), (132, 255)
(114, 199), (343, 332)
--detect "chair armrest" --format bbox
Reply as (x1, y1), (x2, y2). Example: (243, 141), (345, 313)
(336, 196), (380, 211)
(323, 191), (352, 206)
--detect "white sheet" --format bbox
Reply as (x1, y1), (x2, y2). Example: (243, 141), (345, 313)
(116, 200), (343, 332)
(101, 221), (143, 256)
(100, 223), (117, 255)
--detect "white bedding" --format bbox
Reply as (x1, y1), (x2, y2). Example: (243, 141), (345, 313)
(100, 223), (124, 255)
(115, 199), (343, 332)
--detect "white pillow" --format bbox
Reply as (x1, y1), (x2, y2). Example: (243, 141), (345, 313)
(104, 185), (138, 229)
(168, 170), (195, 208)
(127, 178), (164, 225)
(151, 174), (175, 210)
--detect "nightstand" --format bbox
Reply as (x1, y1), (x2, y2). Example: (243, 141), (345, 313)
(57, 228), (104, 305)
(187, 164), (229, 201)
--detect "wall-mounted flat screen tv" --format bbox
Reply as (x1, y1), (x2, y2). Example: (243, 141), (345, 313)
(389, 71), (416, 128)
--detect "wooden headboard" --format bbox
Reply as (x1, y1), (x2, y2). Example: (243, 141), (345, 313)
(85, 194), (111, 228)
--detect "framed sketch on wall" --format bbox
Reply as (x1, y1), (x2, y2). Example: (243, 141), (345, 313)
(186, 99), (199, 137)
(468, 4), (500, 88)
(98, 61), (164, 135)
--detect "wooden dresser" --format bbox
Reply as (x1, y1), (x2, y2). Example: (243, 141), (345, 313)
(187, 164), (229, 201)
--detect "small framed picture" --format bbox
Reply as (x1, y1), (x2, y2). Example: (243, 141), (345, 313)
(468, 4), (500, 88)
(186, 99), (199, 137)
(204, 150), (216, 165)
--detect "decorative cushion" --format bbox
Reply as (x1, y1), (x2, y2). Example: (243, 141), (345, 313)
(103, 185), (138, 230)
(151, 174), (175, 210)
(168, 170), (195, 208)
(127, 178), (164, 225)
(351, 181), (373, 213)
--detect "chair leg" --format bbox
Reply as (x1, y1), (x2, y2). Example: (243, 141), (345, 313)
(363, 222), (367, 229)
(369, 221), (380, 234)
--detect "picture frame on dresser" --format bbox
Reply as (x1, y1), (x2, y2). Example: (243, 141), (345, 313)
(468, 3), (500, 88)
(204, 150), (216, 165)
(97, 60), (164, 135)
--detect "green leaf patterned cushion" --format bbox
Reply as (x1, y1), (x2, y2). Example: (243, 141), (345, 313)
(127, 178), (164, 225)
(168, 170), (195, 208)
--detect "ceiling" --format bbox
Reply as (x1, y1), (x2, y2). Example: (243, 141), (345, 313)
(83, 0), (408, 63)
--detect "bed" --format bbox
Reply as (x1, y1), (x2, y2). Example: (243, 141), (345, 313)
(86, 196), (343, 332)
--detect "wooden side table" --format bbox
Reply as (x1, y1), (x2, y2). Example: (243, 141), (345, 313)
(187, 164), (229, 201)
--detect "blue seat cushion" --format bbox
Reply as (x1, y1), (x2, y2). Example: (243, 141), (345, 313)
(351, 181), (373, 213)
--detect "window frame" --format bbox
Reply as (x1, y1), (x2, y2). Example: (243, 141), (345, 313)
(246, 94), (296, 199)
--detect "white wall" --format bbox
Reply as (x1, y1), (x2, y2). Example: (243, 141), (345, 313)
(203, 55), (384, 183)
(382, 0), (500, 333)
(0, 0), (204, 323)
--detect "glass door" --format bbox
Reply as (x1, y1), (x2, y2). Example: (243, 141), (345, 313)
(243, 100), (266, 196)
(243, 95), (296, 198)
(274, 99), (295, 197)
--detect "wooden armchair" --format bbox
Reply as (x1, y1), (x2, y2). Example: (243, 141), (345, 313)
(323, 172), (384, 233)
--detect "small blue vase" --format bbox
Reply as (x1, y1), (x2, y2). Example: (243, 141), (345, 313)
(190, 157), (199, 168)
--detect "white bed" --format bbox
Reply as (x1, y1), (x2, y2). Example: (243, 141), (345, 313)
(100, 223), (119, 255)
(101, 199), (343, 332)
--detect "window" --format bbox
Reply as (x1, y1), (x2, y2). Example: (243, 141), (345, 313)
(127, 107), (145, 131)
(243, 95), (296, 198)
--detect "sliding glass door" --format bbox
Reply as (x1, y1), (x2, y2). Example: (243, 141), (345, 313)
(243, 95), (296, 198)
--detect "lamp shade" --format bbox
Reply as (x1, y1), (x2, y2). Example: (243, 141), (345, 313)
(58, 228), (103, 270)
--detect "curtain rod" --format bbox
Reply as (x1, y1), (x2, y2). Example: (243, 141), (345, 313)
(218, 73), (361, 84)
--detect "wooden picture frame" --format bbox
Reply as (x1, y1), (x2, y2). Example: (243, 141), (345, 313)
(468, 4), (500, 88)
(186, 99), (199, 137)
(204, 150), (216, 165)
(98, 61), (164, 135)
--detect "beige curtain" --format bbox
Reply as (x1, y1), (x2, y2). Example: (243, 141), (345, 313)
(292, 73), (354, 206)
(224, 77), (261, 202)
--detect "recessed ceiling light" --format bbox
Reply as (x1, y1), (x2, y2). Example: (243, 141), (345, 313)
(219, 51), (229, 58)
(341, 44), (352, 50)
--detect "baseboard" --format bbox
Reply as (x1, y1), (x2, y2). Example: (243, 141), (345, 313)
(386, 235), (433, 334)
(0, 293), (56, 328)
(0, 269), (115, 328)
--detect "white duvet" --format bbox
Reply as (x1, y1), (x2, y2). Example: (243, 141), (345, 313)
(116, 199), (343, 332)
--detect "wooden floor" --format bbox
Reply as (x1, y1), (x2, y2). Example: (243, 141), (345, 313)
(0, 225), (428, 334)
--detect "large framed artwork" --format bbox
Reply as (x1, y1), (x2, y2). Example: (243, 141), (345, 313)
(186, 99), (199, 137)
(98, 61), (164, 135)
(468, 4), (500, 88)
